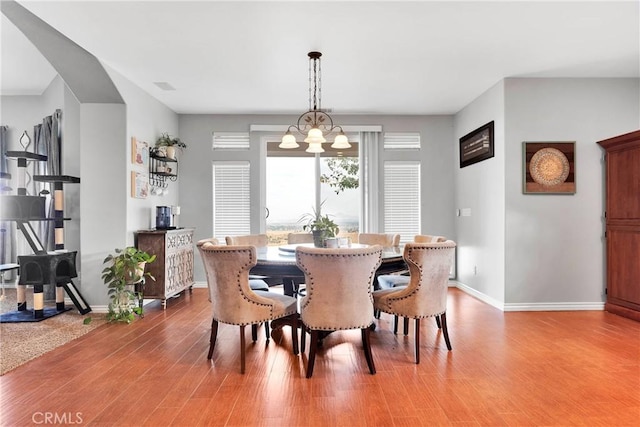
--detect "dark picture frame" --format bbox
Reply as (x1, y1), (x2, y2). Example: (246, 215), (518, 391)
(523, 141), (576, 194)
(459, 121), (494, 168)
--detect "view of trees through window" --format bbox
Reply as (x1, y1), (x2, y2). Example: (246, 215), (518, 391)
(266, 155), (360, 245)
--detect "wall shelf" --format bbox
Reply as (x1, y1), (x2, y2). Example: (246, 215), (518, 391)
(149, 148), (178, 189)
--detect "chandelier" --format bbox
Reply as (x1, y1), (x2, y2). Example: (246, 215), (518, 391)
(279, 51), (350, 153)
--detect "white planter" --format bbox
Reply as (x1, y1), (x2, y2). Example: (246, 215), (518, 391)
(166, 146), (176, 159)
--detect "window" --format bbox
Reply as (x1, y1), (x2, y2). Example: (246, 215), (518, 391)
(212, 132), (250, 150)
(212, 161), (250, 238)
(265, 141), (360, 245)
(383, 132), (421, 150)
(383, 161), (420, 244)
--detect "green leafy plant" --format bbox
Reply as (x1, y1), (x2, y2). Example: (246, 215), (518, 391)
(299, 202), (339, 246)
(155, 132), (187, 149)
(320, 157), (359, 194)
(102, 247), (156, 323)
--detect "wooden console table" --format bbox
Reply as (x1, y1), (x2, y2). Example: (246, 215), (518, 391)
(135, 228), (195, 309)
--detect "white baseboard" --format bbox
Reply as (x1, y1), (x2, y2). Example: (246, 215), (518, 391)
(453, 281), (505, 310)
(452, 281), (604, 312)
(503, 302), (605, 311)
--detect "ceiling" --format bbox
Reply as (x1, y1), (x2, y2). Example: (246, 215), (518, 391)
(1, 1), (638, 115)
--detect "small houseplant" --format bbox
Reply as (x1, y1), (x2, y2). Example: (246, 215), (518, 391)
(155, 133), (187, 159)
(102, 247), (156, 323)
(299, 203), (340, 247)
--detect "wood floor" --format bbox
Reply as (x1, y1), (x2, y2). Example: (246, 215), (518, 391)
(1, 287), (638, 426)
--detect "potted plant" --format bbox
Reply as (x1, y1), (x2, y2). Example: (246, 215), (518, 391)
(299, 203), (340, 247)
(155, 132), (187, 159)
(102, 247), (156, 323)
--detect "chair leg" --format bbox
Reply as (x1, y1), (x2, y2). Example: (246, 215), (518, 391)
(403, 317), (409, 336)
(240, 325), (246, 374)
(264, 321), (270, 342)
(301, 323), (306, 353)
(441, 313), (452, 351)
(393, 315), (398, 335)
(435, 315), (442, 329)
(306, 330), (319, 378)
(290, 315), (299, 355)
(414, 318), (420, 364)
(251, 324), (258, 342)
(207, 319), (219, 359)
(361, 327), (376, 375)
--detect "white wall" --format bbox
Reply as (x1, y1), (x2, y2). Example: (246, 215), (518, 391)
(178, 114), (456, 282)
(504, 78), (640, 308)
(78, 103), (127, 306)
(106, 66), (179, 238)
(454, 81), (506, 307)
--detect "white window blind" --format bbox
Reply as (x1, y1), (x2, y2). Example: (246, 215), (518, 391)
(212, 132), (250, 150)
(383, 161), (420, 244)
(212, 161), (251, 238)
(383, 132), (421, 150)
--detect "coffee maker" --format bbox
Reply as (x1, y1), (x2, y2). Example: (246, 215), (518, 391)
(155, 206), (172, 229)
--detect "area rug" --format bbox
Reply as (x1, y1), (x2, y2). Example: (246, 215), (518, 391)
(0, 288), (107, 375)
(0, 307), (72, 323)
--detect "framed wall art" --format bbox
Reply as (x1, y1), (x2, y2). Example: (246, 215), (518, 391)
(523, 141), (575, 194)
(131, 171), (149, 199)
(131, 137), (149, 168)
(459, 121), (494, 168)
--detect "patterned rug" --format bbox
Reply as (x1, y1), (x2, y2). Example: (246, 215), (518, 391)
(0, 287), (106, 375)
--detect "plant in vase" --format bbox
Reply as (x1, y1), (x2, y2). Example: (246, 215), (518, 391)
(299, 203), (340, 247)
(155, 133), (187, 159)
(102, 247), (156, 323)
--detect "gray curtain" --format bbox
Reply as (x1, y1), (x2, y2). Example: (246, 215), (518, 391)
(0, 125), (7, 176)
(1, 125), (17, 275)
(33, 109), (62, 251)
(359, 131), (381, 232)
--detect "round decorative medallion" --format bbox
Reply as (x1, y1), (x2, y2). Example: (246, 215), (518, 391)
(529, 147), (570, 186)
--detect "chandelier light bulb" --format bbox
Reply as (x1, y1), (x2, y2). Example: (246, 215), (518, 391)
(306, 141), (325, 153)
(331, 133), (351, 149)
(279, 132), (299, 149)
(304, 127), (326, 144)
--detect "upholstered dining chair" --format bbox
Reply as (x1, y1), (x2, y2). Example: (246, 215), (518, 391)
(376, 235), (448, 333)
(287, 232), (314, 244)
(225, 234), (269, 246)
(373, 240), (456, 364)
(197, 238), (270, 342)
(224, 234), (271, 291)
(358, 233), (400, 247)
(295, 245), (382, 378)
(198, 242), (299, 374)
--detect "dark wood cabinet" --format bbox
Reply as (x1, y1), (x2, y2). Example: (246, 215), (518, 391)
(597, 130), (640, 321)
(135, 228), (194, 309)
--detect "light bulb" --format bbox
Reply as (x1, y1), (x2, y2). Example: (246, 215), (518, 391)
(279, 132), (299, 149)
(306, 142), (325, 153)
(304, 127), (326, 144)
(331, 133), (351, 149)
